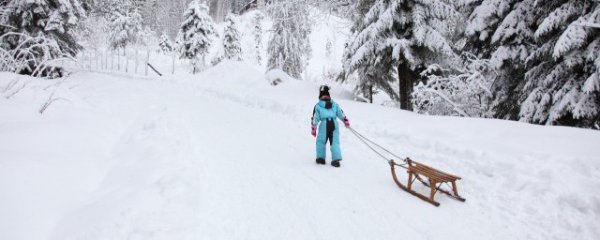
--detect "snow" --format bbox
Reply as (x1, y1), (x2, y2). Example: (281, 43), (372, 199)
(1, 60), (600, 240)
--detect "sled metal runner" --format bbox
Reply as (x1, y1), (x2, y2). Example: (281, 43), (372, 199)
(389, 158), (465, 207)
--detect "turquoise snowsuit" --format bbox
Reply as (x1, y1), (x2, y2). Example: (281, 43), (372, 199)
(312, 99), (347, 161)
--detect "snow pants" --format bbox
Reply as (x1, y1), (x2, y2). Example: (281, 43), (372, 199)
(316, 118), (342, 161)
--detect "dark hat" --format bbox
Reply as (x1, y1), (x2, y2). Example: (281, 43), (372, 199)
(319, 85), (330, 99)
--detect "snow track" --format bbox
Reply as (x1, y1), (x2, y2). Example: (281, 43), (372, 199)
(1, 63), (599, 239)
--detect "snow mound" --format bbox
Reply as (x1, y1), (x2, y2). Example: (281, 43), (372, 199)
(199, 60), (265, 84)
(265, 68), (294, 86)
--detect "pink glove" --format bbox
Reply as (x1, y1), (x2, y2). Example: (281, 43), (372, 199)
(311, 125), (317, 137)
(343, 119), (350, 128)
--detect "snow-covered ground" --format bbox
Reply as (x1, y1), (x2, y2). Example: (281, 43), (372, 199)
(1, 61), (599, 240)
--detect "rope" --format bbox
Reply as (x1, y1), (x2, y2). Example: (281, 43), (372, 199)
(349, 127), (405, 160)
(347, 127), (408, 166)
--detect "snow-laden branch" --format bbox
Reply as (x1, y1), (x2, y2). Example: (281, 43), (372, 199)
(0, 32), (72, 78)
(412, 54), (495, 118)
(575, 22), (600, 28)
(420, 88), (471, 117)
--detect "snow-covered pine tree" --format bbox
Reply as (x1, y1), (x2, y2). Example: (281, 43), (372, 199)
(223, 14), (243, 61)
(408, 0), (506, 117)
(343, 0), (460, 108)
(266, 0), (312, 79)
(462, 0), (520, 58)
(313, 0), (360, 19)
(107, 8), (143, 50)
(253, 11), (264, 65)
(478, 0), (539, 119)
(75, 15), (109, 50)
(89, 0), (131, 18)
(519, 0), (600, 128)
(340, 0), (377, 103)
(138, 26), (157, 47)
(159, 32), (174, 53)
(176, 0), (216, 73)
(461, 0), (599, 128)
(0, 0), (87, 75)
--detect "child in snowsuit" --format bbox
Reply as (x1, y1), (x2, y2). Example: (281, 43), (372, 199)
(311, 85), (350, 167)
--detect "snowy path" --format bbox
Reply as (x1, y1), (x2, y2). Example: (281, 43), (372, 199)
(50, 78), (488, 240)
(1, 64), (599, 240)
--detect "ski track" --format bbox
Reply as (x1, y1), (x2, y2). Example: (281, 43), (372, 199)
(1, 68), (599, 240)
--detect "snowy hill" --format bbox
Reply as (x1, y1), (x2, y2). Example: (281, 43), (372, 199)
(1, 61), (600, 240)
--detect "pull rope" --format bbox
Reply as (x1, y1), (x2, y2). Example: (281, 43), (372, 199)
(347, 127), (408, 166)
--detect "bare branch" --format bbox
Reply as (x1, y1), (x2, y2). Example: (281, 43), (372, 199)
(39, 91), (69, 114)
(5, 81), (29, 99)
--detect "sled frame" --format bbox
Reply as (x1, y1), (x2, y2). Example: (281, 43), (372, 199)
(389, 158), (465, 207)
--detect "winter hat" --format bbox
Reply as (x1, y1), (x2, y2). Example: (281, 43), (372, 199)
(319, 85), (330, 99)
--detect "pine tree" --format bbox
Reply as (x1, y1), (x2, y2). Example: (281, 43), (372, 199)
(176, 0), (216, 73)
(461, 0), (599, 128)
(159, 32), (174, 53)
(343, 0), (460, 108)
(0, 0), (87, 74)
(462, 0), (520, 58)
(89, 0), (132, 17)
(223, 14), (243, 61)
(519, 0), (600, 127)
(253, 11), (265, 65)
(75, 15), (109, 50)
(138, 26), (157, 47)
(340, 0), (377, 103)
(266, 0), (312, 79)
(481, 0), (539, 119)
(107, 8), (143, 50)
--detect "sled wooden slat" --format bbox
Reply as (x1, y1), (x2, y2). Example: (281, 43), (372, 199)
(389, 158), (465, 207)
(409, 162), (459, 182)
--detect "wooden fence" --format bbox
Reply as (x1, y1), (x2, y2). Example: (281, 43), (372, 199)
(75, 48), (182, 76)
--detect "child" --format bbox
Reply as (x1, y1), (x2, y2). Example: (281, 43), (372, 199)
(311, 85), (350, 167)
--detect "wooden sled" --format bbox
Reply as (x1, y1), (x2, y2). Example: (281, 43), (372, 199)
(389, 158), (465, 207)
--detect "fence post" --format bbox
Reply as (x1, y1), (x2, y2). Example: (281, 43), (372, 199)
(96, 49), (99, 70)
(145, 50), (150, 76)
(125, 47), (129, 73)
(172, 51), (176, 75)
(106, 50), (109, 70)
(117, 48), (121, 71)
(105, 49), (109, 70)
(135, 48), (139, 74)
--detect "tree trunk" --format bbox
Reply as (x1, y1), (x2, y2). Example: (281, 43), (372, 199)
(398, 62), (415, 110)
(368, 85), (373, 104)
(193, 60), (196, 74)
